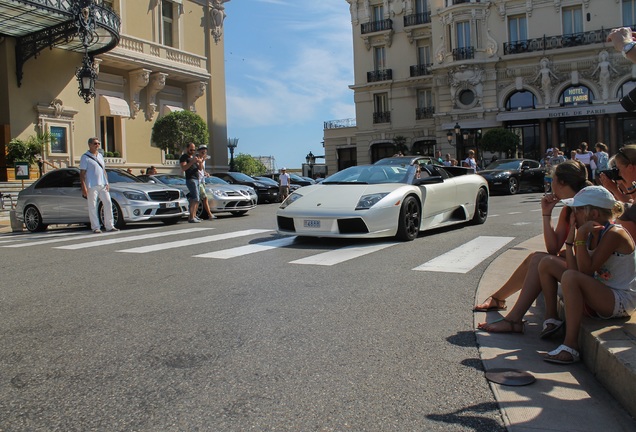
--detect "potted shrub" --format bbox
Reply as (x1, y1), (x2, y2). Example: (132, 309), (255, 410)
(6, 133), (50, 180)
(112, 151), (121, 158)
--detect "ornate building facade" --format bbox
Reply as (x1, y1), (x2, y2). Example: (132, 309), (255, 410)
(0, 0), (229, 180)
(325, 0), (636, 172)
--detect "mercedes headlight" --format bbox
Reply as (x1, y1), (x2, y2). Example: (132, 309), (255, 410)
(280, 192), (303, 209)
(211, 189), (228, 198)
(123, 191), (148, 201)
(356, 193), (389, 210)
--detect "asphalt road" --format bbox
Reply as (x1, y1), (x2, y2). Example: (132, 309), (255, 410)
(0, 192), (545, 431)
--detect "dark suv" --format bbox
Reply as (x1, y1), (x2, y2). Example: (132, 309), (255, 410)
(212, 171), (279, 203)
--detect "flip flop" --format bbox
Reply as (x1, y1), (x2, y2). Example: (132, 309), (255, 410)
(539, 318), (564, 339)
(544, 344), (580, 364)
(473, 296), (507, 312)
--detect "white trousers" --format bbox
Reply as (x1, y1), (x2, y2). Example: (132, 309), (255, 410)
(87, 184), (114, 231)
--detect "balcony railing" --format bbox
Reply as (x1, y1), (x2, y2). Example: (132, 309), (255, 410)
(324, 118), (357, 129)
(361, 19), (393, 35)
(410, 64), (432, 77)
(503, 27), (614, 55)
(452, 46), (475, 61)
(404, 12), (431, 27)
(367, 69), (393, 83)
(416, 107), (435, 120)
(373, 111), (391, 124)
(447, 0), (481, 5)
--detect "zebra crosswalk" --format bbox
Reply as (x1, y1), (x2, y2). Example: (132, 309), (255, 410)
(0, 227), (516, 273)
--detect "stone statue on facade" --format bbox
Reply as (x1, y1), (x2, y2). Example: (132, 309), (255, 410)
(210, 0), (230, 44)
(534, 57), (558, 105)
(592, 50), (618, 101)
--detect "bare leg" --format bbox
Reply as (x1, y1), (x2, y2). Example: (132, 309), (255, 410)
(478, 253), (561, 332)
(474, 252), (548, 311)
(545, 270), (615, 362)
(538, 255), (568, 321)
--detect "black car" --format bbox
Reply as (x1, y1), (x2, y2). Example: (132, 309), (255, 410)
(212, 171), (279, 203)
(478, 159), (545, 195)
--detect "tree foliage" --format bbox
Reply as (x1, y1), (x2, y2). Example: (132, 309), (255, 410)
(233, 153), (268, 176)
(151, 110), (209, 156)
(6, 133), (51, 166)
(480, 128), (520, 157)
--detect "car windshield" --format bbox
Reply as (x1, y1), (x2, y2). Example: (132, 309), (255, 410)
(485, 160), (523, 170)
(204, 176), (229, 185)
(254, 177), (277, 186)
(107, 169), (143, 183)
(290, 174), (306, 181)
(155, 174), (186, 185)
(229, 172), (255, 182)
(322, 165), (409, 184)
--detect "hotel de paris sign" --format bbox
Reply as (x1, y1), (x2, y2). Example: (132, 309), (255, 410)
(497, 103), (624, 122)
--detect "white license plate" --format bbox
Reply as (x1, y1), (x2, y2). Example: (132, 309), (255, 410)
(303, 219), (320, 228)
(162, 202), (177, 208)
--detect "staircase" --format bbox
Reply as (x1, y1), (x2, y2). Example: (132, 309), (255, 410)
(0, 181), (32, 221)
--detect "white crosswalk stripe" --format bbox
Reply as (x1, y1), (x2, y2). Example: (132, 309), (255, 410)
(412, 236), (514, 273)
(1, 227), (159, 248)
(55, 227), (212, 250)
(194, 236), (297, 259)
(290, 242), (399, 266)
(117, 229), (272, 253)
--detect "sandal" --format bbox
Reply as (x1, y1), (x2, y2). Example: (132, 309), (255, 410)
(539, 318), (564, 339)
(473, 296), (507, 312)
(544, 344), (580, 364)
(477, 318), (525, 334)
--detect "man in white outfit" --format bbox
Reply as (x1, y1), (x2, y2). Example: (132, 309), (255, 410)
(79, 137), (118, 233)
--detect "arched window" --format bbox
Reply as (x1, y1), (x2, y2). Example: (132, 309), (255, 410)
(559, 85), (593, 106)
(371, 142), (396, 163)
(617, 80), (636, 98)
(505, 91), (537, 111)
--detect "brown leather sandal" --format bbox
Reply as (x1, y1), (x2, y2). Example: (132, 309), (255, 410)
(473, 296), (507, 312)
(477, 318), (525, 334)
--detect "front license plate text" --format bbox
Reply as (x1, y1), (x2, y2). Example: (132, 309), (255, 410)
(303, 219), (320, 228)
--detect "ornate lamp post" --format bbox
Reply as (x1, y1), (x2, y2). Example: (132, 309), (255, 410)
(74, 0), (99, 103)
(227, 137), (238, 171)
(305, 151), (315, 179)
(446, 131), (454, 146)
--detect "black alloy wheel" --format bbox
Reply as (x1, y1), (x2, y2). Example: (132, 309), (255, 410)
(471, 187), (489, 225)
(508, 177), (519, 195)
(99, 200), (125, 229)
(396, 195), (421, 241)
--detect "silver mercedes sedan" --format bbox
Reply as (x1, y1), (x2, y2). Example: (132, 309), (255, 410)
(15, 168), (189, 232)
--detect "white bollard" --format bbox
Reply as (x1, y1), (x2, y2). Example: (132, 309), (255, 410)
(9, 210), (23, 232)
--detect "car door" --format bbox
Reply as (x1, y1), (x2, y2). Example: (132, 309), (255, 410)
(55, 170), (89, 222)
(418, 166), (457, 224)
(520, 160), (543, 190)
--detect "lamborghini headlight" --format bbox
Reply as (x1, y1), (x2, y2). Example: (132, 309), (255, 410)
(356, 193), (389, 210)
(280, 192), (303, 209)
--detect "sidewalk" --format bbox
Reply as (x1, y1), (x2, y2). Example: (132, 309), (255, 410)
(475, 236), (636, 431)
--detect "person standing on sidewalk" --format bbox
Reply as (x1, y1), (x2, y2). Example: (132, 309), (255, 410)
(279, 167), (291, 201)
(79, 137), (118, 234)
(197, 145), (216, 220)
(180, 142), (202, 223)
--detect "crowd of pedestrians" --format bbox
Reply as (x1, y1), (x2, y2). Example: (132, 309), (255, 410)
(474, 27), (636, 366)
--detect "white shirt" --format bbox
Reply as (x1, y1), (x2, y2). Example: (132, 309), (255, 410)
(79, 151), (108, 188)
(280, 173), (290, 186)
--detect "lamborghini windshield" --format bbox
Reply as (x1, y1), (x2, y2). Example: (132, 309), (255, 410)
(322, 164), (410, 185)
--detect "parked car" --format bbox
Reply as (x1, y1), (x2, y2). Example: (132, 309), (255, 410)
(16, 168), (188, 232)
(276, 156), (488, 241)
(211, 171), (279, 203)
(252, 176), (301, 195)
(139, 174), (257, 217)
(478, 158), (545, 195)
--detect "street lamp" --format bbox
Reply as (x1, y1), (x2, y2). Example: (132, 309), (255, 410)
(227, 137), (239, 171)
(76, 54), (98, 103)
(305, 151), (315, 179)
(73, 0), (99, 104)
(446, 131), (455, 146)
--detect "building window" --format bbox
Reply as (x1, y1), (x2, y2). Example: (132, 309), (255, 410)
(415, 0), (428, 14)
(371, 143), (396, 163)
(456, 21), (471, 48)
(508, 15), (527, 43)
(624, 0), (636, 26)
(100, 116), (120, 155)
(373, 93), (390, 124)
(562, 6), (583, 35)
(412, 140), (435, 156)
(416, 89), (434, 119)
(560, 85), (593, 106)
(506, 91), (537, 111)
(417, 45), (431, 66)
(337, 147), (357, 171)
(374, 46), (386, 70)
(161, 0), (174, 47)
(373, 5), (384, 22)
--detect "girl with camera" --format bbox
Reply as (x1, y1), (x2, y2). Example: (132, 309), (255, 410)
(598, 145), (636, 240)
(539, 186), (635, 364)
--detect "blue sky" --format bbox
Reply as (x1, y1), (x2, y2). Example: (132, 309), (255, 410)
(223, 0), (355, 171)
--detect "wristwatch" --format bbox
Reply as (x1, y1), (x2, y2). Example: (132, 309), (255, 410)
(622, 41), (636, 58)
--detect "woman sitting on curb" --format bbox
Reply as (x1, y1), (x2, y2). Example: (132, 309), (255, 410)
(474, 161), (591, 323)
(539, 186), (636, 364)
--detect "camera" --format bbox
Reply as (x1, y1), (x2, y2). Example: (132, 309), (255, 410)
(599, 168), (623, 181)
(620, 87), (636, 111)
